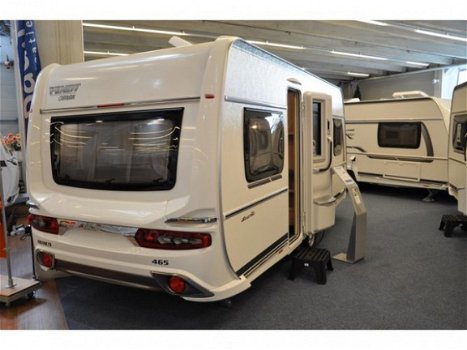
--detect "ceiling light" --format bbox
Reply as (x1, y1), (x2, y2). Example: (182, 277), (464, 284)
(83, 23), (189, 37)
(357, 20), (389, 26)
(406, 61), (430, 67)
(415, 29), (467, 42)
(331, 50), (388, 61)
(347, 72), (370, 77)
(84, 50), (129, 56)
(248, 40), (304, 50)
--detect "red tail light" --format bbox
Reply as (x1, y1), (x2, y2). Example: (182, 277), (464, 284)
(36, 251), (55, 269)
(168, 276), (186, 294)
(29, 214), (59, 234)
(135, 229), (211, 250)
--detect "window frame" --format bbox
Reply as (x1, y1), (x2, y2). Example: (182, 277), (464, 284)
(243, 107), (285, 184)
(452, 114), (467, 154)
(50, 108), (183, 191)
(333, 117), (344, 157)
(377, 122), (422, 149)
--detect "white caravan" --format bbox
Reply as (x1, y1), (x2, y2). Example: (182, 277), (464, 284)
(447, 82), (467, 214)
(345, 93), (451, 190)
(27, 37), (353, 302)
(0, 135), (20, 206)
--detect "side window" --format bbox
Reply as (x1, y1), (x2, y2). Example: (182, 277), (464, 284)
(453, 115), (467, 153)
(244, 109), (284, 183)
(333, 118), (343, 156)
(378, 122), (421, 149)
(313, 102), (323, 156)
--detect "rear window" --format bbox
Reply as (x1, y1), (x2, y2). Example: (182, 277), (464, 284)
(50, 108), (183, 191)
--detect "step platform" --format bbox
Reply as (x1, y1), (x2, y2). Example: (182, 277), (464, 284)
(439, 214), (467, 237)
(288, 247), (333, 284)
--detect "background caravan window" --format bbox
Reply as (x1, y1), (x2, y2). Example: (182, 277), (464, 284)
(244, 109), (285, 183)
(377, 122), (422, 149)
(50, 108), (183, 191)
(453, 115), (467, 153)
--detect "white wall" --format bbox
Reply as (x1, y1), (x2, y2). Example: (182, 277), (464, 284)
(343, 65), (467, 101)
(0, 34), (19, 136)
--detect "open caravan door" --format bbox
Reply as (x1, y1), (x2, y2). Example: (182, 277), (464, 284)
(303, 91), (335, 237)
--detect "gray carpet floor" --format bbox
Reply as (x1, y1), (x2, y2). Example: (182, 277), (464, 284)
(56, 184), (467, 329)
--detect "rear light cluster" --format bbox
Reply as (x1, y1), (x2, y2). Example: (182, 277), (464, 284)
(29, 214), (59, 234)
(135, 229), (211, 250)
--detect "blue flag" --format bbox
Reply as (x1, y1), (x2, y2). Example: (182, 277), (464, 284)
(16, 20), (41, 123)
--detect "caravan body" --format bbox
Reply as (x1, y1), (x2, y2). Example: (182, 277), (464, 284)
(447, 82), (467, 215)
(345, 95), (451, 190)
(27, 37), (349, 301)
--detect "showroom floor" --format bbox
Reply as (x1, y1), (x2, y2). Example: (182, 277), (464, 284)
(1, 183), (466, 330)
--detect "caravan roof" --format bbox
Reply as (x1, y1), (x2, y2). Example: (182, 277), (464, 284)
(344, 96), (451, 130)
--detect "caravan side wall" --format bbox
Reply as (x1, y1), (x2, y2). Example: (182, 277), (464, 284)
(219, 41), (345, 277)
(345, 98), (450, 190)
(448, 82), (467, 214)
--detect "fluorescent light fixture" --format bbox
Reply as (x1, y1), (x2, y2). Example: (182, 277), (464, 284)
(83, 22), (189, 37)
(406, 61), (430, 67)
(347, 72), (370, 77)
(415, 29), (467, 42)
(248, 40), (304, 50)
(84, 50), (129, 56)
(357, 20), (388, 26)
(331, 50), (388, 61)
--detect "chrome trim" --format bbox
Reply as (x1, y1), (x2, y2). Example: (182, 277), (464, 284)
(224, 96), (286, 110)
(26, 200), (39, 209)
(165, 217), (217, 224)
(225, 187), (288, 219)
(40, 96), (201, 114)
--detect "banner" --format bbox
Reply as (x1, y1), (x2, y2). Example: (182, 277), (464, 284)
(16, 20), (41, 137)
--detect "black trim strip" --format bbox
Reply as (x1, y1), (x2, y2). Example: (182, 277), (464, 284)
(236, 233), (289, 276)
(225, 188), (288, 219)
(55, 259), (163, 290)
(247, 174), (283, 189)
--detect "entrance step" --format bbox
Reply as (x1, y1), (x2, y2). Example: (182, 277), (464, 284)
(288, 247), (333, 284)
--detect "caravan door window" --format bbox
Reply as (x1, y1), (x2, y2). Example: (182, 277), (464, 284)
(244, 109), (284, 183)
(377, 122), (421, 149)
(50, 108), (183, 191)
(333, 118), (343, 156)
(453, 115), (467, 153)
(313, 102), (323, 157)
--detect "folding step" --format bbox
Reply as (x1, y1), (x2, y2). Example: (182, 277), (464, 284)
(288, 247), (333, 284)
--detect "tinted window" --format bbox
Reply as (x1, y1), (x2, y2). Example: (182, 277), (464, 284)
(244, 109), (284, 182)
(313, 102), (322, 156)
(378, 122), (421, 149)
(50, 108), (183, 191)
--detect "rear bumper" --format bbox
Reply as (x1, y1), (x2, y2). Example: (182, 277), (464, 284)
(32, 228), (250, 302)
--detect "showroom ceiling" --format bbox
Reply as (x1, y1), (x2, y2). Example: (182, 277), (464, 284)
(82, 20), (467, 83)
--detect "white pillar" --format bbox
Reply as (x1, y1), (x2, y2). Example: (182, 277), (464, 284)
(35, 20), (84, 66)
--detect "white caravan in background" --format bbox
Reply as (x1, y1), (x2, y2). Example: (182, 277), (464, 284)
(447, 82), (467, 214)
(0, 136), (20, 206)
(344, 92), (451, 191)
(27, 37), (355, 302)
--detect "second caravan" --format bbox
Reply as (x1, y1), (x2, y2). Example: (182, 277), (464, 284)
(27, 37), (358, 302)
(344, 93), (451, 190)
